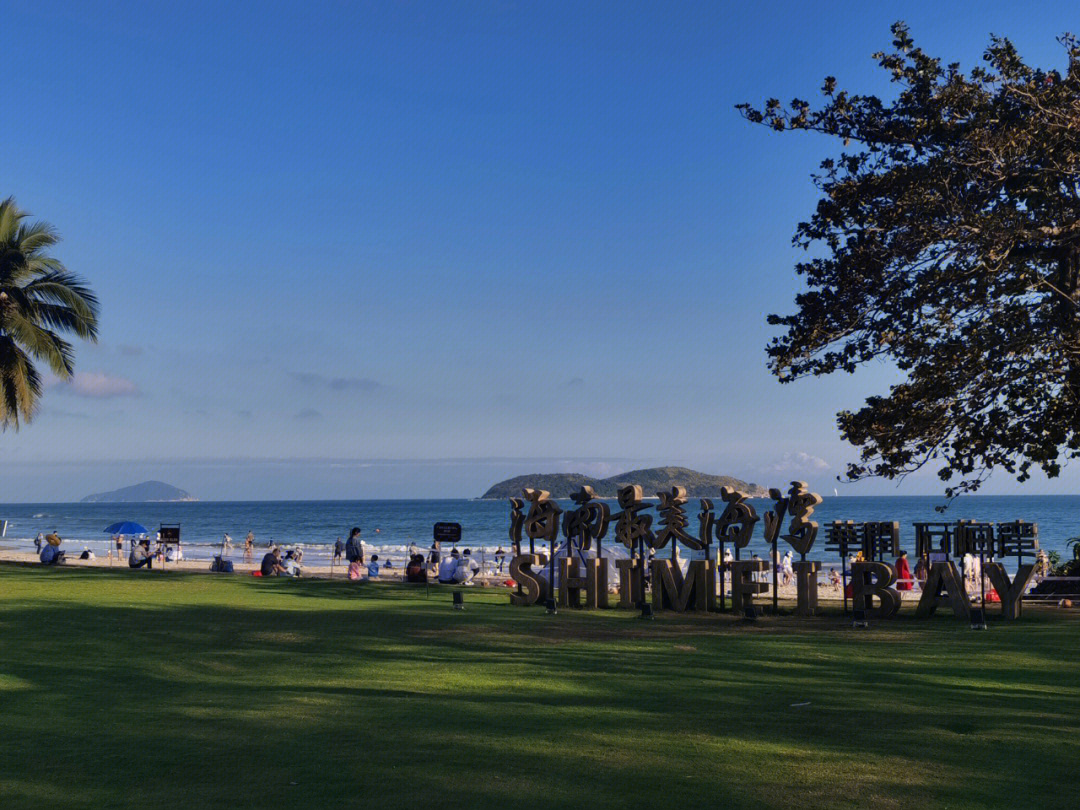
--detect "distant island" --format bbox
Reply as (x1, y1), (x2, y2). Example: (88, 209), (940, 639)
(81, 480), (197, 503)
(480, 466), (768, 500)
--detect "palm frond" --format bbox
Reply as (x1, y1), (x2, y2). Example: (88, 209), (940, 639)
(0, 198), (97, 428)
(2, 312), (74, 375)
(0, 336), (41, 429)
(0, 198), (24, 244)
(15, 221), (60, 255)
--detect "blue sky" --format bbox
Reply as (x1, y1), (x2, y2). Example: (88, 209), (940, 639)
(4, 1), (1079, 500)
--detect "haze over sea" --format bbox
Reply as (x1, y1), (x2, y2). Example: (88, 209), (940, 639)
(2, 496), (1077, 568)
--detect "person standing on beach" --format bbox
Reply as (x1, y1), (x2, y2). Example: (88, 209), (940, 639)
(244, 532), (254, 560)
(428, 540), (441, 575)
(895, 551), (913, 592)
(333, 537), (345, 562)
(345, 527), (364, 579)
(913, 555), (929, 589)
(495, 546), (506, 574)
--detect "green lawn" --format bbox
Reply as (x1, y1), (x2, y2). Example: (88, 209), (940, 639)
(0, 565), (1077, 810)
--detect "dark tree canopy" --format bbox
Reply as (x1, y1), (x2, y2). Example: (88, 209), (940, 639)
(739, 23), (1080, 498)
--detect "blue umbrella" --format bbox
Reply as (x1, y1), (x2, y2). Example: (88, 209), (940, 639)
(104, 521), (149, 535)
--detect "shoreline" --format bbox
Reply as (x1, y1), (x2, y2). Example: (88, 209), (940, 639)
(0, 549), (886, 600)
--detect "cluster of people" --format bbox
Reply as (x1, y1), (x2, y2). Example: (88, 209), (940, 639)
(37, 533), (65, 565)
(259, 546), (304, 577)
(437, 548), (480, 585)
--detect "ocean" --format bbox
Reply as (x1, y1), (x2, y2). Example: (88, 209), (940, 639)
(1, 495), (1078, 569)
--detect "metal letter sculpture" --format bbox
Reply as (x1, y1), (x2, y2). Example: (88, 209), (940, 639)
(651, 558), (716, 612)
(861, 521), (900, 562)
(913, 522), (955, 560)
(714, 487), (759, 554)
(850, 561), (900, 619)
(612, 485), (654, 550)
(915, 561), (970, 620)
(615, 557), (644, 608)
(654, 486), (702, 551)
(523, 488), (562, 598)
(562, 486), (610, 553)
(998, 520), (1039, 565)
(768, 481), (823, 614)
(792, 560), (821, 616)
(508, 497), (526, 553)
(509, 554), (549, 606)
(781, 481), (823, 556)
(523, 488), (562, 547)
(729, 558), (768, 613)
(559, 556), (607, 609)
(983, 563), (1037, 620)
(825, 520), (863, 614)
(612, 485), (653, 605)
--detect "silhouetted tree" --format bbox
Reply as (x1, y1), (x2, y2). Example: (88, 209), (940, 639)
(740, 24), (1080, 497)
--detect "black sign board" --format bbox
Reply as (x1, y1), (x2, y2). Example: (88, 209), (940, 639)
(433, 522), (462, 543)
(159, 525), (181, 542)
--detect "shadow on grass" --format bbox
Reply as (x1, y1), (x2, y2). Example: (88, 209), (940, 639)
(0, 566), (1078, 810)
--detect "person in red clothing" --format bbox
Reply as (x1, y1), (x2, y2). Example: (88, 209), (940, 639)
(895, 550), (914, 591)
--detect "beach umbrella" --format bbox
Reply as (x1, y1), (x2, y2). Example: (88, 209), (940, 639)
(104, 521), (149, 535)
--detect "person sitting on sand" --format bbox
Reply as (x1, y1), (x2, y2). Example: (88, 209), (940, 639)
(454, 549), (479, 585)
(828, 568), (841, 591)
(40, 534), (65, 565)
(367, 554), (381, 579)
(281, 549), (302, 577)
(129, 539), (154, 570)
(261, 547), (288, 577)
(438, 550), (459, 583)
(405, 553), (427, 583)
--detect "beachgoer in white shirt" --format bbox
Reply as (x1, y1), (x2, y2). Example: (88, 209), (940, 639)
(453, 550), (479, 585)
(438, 553), (458, 583)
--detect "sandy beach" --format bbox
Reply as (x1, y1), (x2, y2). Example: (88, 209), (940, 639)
(0, 548), (883, 600)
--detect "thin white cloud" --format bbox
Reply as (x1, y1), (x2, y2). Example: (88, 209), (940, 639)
(51, 372), (140, 399)
(289, 372), (381, 392)
(769, 451), (830, 473)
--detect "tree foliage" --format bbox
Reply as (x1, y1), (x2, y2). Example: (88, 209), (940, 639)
(739, 23), (1080, 497)
(0, 198), (99, 428)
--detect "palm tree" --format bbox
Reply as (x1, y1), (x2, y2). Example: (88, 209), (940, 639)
(0, 197), (99, 428)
